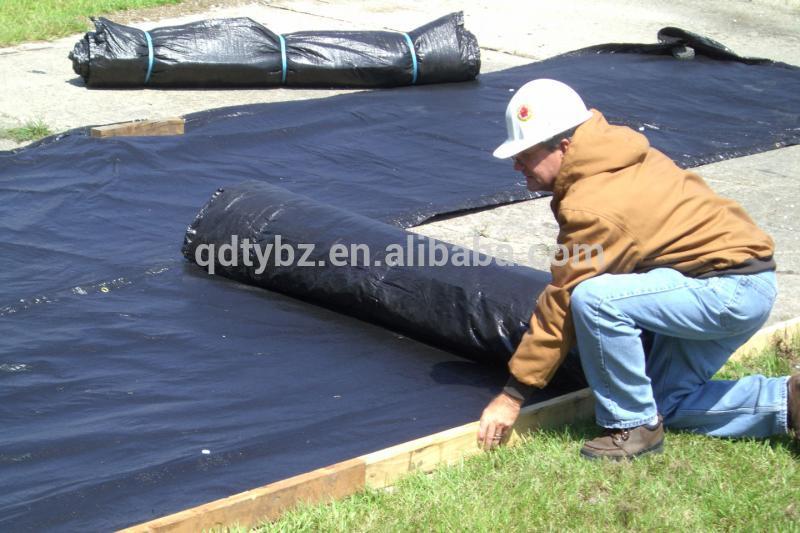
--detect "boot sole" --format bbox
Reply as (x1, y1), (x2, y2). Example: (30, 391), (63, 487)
(580, 440), (664, 461)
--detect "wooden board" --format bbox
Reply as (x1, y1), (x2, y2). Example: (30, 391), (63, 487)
(90, 118), (185, 138)
(118, 458), (366, 533)
(120, 389), (593, 531)
(730, 316), (800, 361)
(363, 388), (594, 489)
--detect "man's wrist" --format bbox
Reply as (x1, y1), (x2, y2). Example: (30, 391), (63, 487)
(503, 375), (536, 404)
(500, 390), (524, 407)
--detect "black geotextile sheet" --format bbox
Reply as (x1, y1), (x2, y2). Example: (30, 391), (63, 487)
(70, 12), (480, 88)
(2, 31), (800, 530)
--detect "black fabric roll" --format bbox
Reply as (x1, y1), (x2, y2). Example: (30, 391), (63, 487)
(69, 12), (480, 88)
(182, 182), (550, 364)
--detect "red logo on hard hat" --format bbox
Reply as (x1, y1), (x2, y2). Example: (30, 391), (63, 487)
(517, 105), (532, 122)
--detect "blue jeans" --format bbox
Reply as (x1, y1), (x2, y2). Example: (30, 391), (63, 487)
(571, 268), (788, 437)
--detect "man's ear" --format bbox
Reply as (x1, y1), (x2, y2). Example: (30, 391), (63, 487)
(559, 138), (571, 154)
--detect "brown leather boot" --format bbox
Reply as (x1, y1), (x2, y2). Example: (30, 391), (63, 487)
(789, 374), (800, 439)
(580, 416), (664, 460)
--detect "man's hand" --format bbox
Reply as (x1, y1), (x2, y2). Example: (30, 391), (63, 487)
(477, 392), (522, 450)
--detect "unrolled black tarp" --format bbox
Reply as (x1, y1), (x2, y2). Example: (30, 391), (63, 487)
(2, 30), (800, 531)
(69, 12), (480, 88)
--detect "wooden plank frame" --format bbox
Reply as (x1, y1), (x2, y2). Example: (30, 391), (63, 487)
(729, 316), (800, 361)
(90, 118), (185, 138)
(119, 459), (365, 533)
(120, 317), (799, 532)
(121, 389), (593, 532)
(363, 388), (593, 489)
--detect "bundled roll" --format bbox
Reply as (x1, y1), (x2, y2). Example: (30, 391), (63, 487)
(70, 12), (480, 88)
(182, 182), (551, 365)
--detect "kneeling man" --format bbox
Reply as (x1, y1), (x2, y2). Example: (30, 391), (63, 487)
(478, 79), (798, 459)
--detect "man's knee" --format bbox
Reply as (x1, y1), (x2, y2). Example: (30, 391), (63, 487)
(571, 275), (611, 320)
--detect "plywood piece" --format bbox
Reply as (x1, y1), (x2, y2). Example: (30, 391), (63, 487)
(118, 458), (365, 533)
(507, 386), (595, 444)
(363, 388), (594, 489)
(730, 316), (800, 362)
(90, 118), (185, 138)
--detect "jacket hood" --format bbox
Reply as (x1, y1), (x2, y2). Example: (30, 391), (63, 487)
(553, 110), (650, 203)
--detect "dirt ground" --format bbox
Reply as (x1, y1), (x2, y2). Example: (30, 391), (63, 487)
(1, 0), (798, 324)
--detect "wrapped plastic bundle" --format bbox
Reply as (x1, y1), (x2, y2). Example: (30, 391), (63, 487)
(69, 12), (480, 88)
(182, 182), (552, 364)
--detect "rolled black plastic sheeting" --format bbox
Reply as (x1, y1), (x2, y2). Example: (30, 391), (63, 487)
(69, 12), (480, 88)
(182, 182), (551, 365)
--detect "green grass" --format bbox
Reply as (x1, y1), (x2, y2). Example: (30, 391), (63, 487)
(257, 336), (800, 532)
(0, 119), (53, 143)
(0, 0), (183, 46)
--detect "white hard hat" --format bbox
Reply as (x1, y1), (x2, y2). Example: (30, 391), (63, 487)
(493, 79), (592, 159)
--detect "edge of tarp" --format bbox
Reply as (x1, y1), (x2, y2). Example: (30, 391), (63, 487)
(118, 315), (800, 532)
(568, 26), (797, 69)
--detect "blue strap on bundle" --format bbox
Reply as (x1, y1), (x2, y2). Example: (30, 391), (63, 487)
(144, 31), (154, 84)
(278, 34), (287, 84)
(401, 33), (418, 84)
